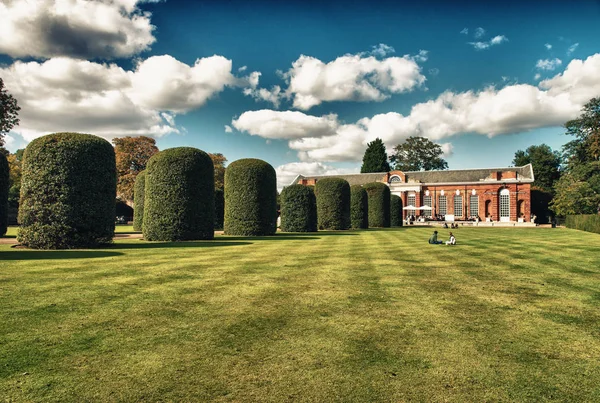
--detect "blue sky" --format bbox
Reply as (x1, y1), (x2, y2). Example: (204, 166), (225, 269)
(2, 0), (600, 187)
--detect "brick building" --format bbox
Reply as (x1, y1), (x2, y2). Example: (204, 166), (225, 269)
(292, 164), (534, 223)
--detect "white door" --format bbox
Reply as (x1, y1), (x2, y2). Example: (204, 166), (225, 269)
(500, 188), (510, 222)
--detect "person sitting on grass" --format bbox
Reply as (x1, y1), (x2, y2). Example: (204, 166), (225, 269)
(428, 230), (443, 244)
(446, 232), (456, 245)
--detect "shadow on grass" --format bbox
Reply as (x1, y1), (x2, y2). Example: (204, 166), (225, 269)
(108, 241), (253, 249)
(0, 250), (123, 260)
(1, 235), (17, 239)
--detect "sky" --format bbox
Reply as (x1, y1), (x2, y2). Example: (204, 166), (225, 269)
(1, 0), (600, 189)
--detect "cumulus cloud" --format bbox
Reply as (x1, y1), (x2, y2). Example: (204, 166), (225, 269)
(275, 161), (356, 190)
(370, 43), (395, 58)
(243, 85), (283, 108)
(234, 54), (600, 163)
(534, 73), (541, 80)
(0, 0), (156, 59)
(224, 125), (233, 133)
(536, 58), (562, 71)
(1, 55), (257, 142)
(469, 35), (508, 50)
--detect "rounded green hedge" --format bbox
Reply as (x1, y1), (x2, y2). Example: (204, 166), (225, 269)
(364, 182), (390, 228)
(0, 153), (8, 236)
(350, 185), (368, 229)
(132, 170), (146, 231)
(214, 188), (224, 230)
(390, 194), (403, 227)
(18, 132), (116, 249)
(224, 158), (277, 236)
(280, 184), (317, 232)
(315, 178), (350, 230)
(143, 147), (214, 241)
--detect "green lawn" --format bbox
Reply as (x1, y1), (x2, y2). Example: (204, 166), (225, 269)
(1, 227), (600, 402)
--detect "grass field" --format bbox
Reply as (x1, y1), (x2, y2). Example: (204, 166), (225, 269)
(1, 227), (600, 402)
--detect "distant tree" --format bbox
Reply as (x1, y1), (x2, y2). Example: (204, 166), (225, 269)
(209, 152), (227, 191)
(562, 97), (600, 168)
(390, 136), (448, 171)
(112, 136), (159, 203)
(0, 78), (20, 148)
(512, 144), (562, 192)
(360, 138), (390, 173)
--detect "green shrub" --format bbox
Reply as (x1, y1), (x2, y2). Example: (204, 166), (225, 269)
(280, 184), (317, 232)
(214, 188), (224, 230)
(133, 170), (146, 231)
(565, 214), (600, 234)
(315, 178), (350, 230)
(143, 147), (214, 241)
(0, 153), (8, 236)
(390, 194), (403, 227)
(350, 185), (368, 229)
(364, 182), (390, 228)
(224, 158), (277, 236)
(18, 133), (116, 249)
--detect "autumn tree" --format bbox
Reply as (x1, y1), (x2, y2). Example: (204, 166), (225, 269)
(112, 136), (159, 203)
(209, 153), (227, 191)
(360, 138), (390, 173)
(0, 78), (20, 149)
(390, 136), (448, 171)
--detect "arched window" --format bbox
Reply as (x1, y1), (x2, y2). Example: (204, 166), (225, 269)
(454, 195), (463, 218)
(407, 193), (416, 216)
(389, 175), (401, 183)
(438, 195), (447, 215)
(500, 188), (510, 222)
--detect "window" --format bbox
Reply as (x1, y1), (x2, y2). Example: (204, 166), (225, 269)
(423, 195), (432, 217)
(438, 195), (447, 215)
(389, 176), (401, 183)
(454, 195), (463, 217)
(470, 195), (479, 217)
(500, 188), (510, 221)
(407, 193), (416, 216)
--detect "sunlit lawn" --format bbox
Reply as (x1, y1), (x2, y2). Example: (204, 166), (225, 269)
(1, 227), (600, 402)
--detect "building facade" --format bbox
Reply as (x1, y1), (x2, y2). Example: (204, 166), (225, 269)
(292, 164), (534, 223)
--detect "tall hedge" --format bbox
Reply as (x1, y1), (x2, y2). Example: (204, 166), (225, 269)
(143, 147), (214, 241)
(0, 153), (8, 236)
(132, 170), (146, 231)
(224, 158), (277, 236)
(364, 182), (390, 228)
(350, 185), (368, 229)
(18, 132), (116, 249)
(214, 188), (224, 230)
(390, 194), (403, 227)
(315, 178), (350, 230)
(280, 184), (317, 232)
(565, 214), (600, 234)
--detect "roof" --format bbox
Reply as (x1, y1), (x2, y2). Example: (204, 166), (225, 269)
(291, 164), (534, 186)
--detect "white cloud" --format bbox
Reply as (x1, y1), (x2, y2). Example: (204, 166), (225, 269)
(370, 43), (395, 58)
(412, 50), (429, 63)
(1, 55), (257, 142)
(460, 28), (469, 35)
(536, 58), (562, 71)
(234, 53), (600, 163)
(545, 43), (553, 50)
(281, 52), (426, 110)
(567, 43), (579, 56)
(474, 27), (486, 39)
(275, 161), (356, 190)
(224, 125), (233, 133)
(440, 142), (454, 158)
(534, 73), (541, 80)
(243, 85), (283, 108)
(469, 35), (508, 50)
(490, 35), (508, 45)
(0, 0), (156, 59)
(238, 66), (248, 72)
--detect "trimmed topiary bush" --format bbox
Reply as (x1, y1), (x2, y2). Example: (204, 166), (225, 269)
(214, 188), (224, 230)
(143, 147), (214, 241)
(350, 185), (368, 229)
(390, 194), (403, 227)
(133, 170), (146, 231)
(364, 182), (390, 228)
(224, 158), (277, 236)
(280, 184), (317, 232)
(0, 153), (8, 236)
(315, 178), (350, 230)
(18, 132), (116, 249)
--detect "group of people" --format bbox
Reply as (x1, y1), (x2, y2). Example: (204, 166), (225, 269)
(443, 222), (460, 229)
(428, 230), (456, 245)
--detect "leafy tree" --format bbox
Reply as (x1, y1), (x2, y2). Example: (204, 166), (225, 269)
(551, 162), (600, 216)
(6, 151), (22, 207)
(563, 97), (600, 168)
(112, 136), (158, 203)
(209, 152), (227, 191)
(390, 136), (448, 171)
(360, 138), (390, 173)
(512, 144), (562, 192)
(0, 78), (20, 148)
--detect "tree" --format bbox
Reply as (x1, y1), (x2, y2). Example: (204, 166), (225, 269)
(512, 144), (562, 192)
(390, 136), (448, 171)
(0, 78), (20, 148)
(209, 152), (227, 191)
(563, 97), (600, 168)
(361, 138), (390, 173)
(112, 136), (158, 203)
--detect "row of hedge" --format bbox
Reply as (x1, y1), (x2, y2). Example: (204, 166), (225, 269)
(565, 214), (600, 234)
(0, 153), (8, 236)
